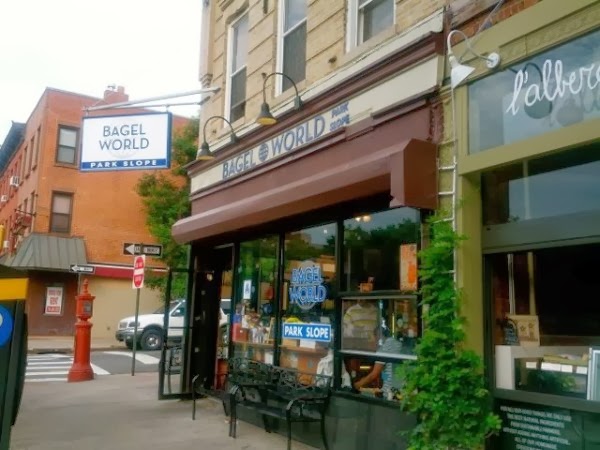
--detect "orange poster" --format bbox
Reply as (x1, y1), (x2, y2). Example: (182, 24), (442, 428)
(400, 244), (418, 291)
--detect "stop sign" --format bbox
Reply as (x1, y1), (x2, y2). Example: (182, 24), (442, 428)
(132, 255), (145, 289)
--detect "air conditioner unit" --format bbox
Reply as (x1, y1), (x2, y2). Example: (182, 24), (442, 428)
(2, 240), (9, 249)
(0, 195), (7, 203)
(9, 176), (20, 187)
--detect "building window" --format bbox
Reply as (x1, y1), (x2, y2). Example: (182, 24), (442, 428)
(28, 136), (34, 173)
(50, 192), (73, 233)
(277, 0), (307, 93)
(347, 0), (394, 50)
(56, 126), (78, 165)
(227, 14), (249, 123)
(33, 126), (41, 169)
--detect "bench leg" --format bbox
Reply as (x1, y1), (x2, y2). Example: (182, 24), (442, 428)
(286, 413), (292, 450)
(191, 375), (198, 421)
(229, 396), (237, 438)
(262, 414), (271, 433)
(320, 413), (329, 450)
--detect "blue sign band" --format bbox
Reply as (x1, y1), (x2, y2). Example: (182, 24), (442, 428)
(80, 158), (169, 171)
(0, 305), (14, 348)
(282, 323), (332, 342)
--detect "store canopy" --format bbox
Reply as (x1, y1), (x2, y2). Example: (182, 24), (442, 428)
(172, 138), (437, 244)
(0, 234), (87, 271)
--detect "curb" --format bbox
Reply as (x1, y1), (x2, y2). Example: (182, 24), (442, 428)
(28, 346), (126, 355)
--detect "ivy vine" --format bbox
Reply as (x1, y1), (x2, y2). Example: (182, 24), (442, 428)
(400, 215), (501, 449)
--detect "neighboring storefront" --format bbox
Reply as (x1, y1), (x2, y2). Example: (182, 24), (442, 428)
(452, 0), (600, 448)
(173, 27), (444, 450)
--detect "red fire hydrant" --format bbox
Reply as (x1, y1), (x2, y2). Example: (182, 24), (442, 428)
(68, 279), (95, 382)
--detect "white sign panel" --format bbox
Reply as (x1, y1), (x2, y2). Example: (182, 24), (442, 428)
(80, 112), (172, 172)
(44, 286), (64, 316)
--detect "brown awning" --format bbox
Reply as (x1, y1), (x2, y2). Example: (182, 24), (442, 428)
(173, 138), (436, 243)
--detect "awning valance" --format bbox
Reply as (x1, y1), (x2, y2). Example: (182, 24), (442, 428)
(172, 138), (437, 244)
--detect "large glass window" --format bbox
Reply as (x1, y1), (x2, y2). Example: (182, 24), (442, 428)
(232, 237), (278, 363)
(280, 223), (336, 375)
(482, 144), (600, 226)
(490, 244), (600, 401)
(343, 208), (420, 292)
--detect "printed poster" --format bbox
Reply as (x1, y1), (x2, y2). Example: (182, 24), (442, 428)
(44, 286), (64, 316)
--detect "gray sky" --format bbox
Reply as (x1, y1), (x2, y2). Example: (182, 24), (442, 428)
(0, 0), (202, 141)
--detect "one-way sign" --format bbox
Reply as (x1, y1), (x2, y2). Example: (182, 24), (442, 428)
(70, 264), (95, 274)
(123, 243), (163, 257)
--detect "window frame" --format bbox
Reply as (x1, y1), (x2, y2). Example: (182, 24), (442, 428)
(225, 12), (249, 124)
(276, 0), (308, 96)
(49, 191), (74, 234)
(346, 0), (395, 52)
(55, 125), (79, 166)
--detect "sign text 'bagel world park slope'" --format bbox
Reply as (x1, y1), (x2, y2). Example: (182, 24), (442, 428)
(80, 112), (172, 172)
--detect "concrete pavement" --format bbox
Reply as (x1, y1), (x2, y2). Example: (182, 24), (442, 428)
(10, 372), (317, 450)
(27, 335), (122, 354)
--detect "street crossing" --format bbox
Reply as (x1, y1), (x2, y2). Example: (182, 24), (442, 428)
(26, 353), (110, 383)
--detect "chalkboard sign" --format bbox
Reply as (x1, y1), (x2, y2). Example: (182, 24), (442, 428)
(503, 320), (519, 345)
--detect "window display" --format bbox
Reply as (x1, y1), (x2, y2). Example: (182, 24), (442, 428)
(489, 244), (600, 401)
(280, 223), (336, 375)
(232, 237), (278, 363)
(341, 296), (418, 401)
(343, 208), (420, 292)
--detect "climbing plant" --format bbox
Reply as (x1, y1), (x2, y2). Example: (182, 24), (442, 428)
(400, 215), (501, 449)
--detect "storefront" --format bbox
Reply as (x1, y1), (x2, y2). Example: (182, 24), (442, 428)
(172, 30), (443, 450)
(452, 0), (600, 448)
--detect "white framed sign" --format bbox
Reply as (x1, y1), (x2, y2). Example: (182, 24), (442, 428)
(44, 286), (64, 316)
(80, 112), (172, 171)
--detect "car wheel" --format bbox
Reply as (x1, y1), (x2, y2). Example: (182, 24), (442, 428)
(141, 328), (163, 351)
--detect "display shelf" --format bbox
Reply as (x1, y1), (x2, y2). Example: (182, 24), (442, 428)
(279, 345), (329, 355)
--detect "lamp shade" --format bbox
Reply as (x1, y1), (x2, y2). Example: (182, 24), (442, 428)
(449, 54), (476, 89)
(256, 102), (277, 126)
(196, 141), (214, 161)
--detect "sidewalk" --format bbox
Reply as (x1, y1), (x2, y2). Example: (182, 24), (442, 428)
(10, 372), (317, 450)
(27, 335), (124, 354)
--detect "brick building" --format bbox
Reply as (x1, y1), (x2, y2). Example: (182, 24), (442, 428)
(0, 86), (190, 339)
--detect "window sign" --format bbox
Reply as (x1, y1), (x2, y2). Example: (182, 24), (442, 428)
(469, 30), (600, 153)
(282, 322), (332, 342)
(44, 286), (64, 316)
(289, 261), (328, 311)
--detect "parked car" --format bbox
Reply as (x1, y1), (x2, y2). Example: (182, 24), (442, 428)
(115, 299), (229, 351)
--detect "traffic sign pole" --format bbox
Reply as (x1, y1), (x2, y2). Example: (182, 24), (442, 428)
(131, 288), (141, 377)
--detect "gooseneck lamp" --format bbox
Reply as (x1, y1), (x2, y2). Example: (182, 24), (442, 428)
(196, 115), (239, 161)
(256, 72), (303, 126)
(447, 29), (501, 89)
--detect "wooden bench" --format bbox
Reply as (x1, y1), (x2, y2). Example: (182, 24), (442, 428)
(227, 358), (332, 450)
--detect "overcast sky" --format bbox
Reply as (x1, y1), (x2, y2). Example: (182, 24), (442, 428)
(0, 0), (203, 141)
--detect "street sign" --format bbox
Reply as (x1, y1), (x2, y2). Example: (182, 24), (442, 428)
(69, 264), (95, 274)
(132, 255), (145, 289)
(123, 243), (163, 257)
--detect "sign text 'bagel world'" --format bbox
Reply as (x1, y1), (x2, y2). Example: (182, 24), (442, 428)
(80, 112), (172, 172)
(221, 101), (350, 181)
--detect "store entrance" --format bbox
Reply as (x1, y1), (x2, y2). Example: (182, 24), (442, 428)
(189, 245), (233, 396)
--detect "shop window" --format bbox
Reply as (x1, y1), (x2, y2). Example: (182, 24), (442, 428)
(343, 207), (420, 292)
(277, 0), (306, 94)
(347, 0), (394, 50)
(56, 126), (78, 165)
(49, 192), (73, 233)
(232, 236), (278, 363)
(280, 223), (337, 375)
(226, 13), (248, 123)
(341, 296), (418, 401)
(489, 243), (600, 401)
(482, 144), (600, 226)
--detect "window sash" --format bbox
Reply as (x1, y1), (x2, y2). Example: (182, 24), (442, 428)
(278, 0), (307, 93)
(50, 193), (72, 233)
(57, 127), (78, 164)
(353, 0), (394, 47)
(228, 14), (249, 122)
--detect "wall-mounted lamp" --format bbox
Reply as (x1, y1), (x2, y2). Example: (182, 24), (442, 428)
(447, 29), (501, 89)
(256, 72), (303, 126)
(196, 115), (239, 161)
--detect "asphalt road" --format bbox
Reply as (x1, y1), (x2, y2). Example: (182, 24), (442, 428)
(26, 350), (162, 383)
